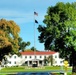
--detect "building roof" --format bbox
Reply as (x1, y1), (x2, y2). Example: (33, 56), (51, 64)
(20, 51), (56, 55)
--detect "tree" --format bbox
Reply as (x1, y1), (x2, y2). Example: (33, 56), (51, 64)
(47, 55), (53, 66)
(44, 56), (48, 66)
(38, 2), (76, 73)
(31, 46), (36, 51)
(0, 19), (20, 61)
(18, 37), (30, 51)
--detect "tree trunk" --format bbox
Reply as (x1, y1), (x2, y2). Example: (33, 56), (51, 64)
(72, 65), (76, 73)
(72, 51), (76, 73)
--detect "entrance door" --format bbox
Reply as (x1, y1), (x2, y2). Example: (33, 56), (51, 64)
(32, 61), (38, 67)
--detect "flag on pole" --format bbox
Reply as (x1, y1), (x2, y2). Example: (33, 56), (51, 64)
(35, 19), (38, 23)
(34, 12), (38, 16)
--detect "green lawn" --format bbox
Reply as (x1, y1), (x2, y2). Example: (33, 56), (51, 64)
(0, 66), (72, 75)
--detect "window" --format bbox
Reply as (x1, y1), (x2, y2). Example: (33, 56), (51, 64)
(44, 56), (46, 58)
(14, 56), (16, 58)
(35, 56), (36, 58)
(60, 61), (63, 63)
(40, 56), (42, 58)
(9, 61), (11, 64)
(25, 56), (27, 58)
(55, 61), (57, 63)
(30, 56), (31, 58)
(14, 61), (16, 64)
(55, 55), (57, 58)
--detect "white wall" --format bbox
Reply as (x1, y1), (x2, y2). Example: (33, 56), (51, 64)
(22, 55), (48, 61)
(53, 52), (64, 66)
(5, 52), (64, 67)
(6, 54), (22, 67)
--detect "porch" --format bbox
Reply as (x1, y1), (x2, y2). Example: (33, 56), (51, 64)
(24, 59), (44, 67)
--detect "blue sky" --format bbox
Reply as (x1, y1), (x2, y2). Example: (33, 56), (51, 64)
(0, 0), (76, 51)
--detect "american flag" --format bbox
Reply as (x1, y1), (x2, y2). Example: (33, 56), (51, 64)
(34, 12), (38, 16)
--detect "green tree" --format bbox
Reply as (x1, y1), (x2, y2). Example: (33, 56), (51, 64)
(38, 2), (76, 73)
(44, 56), (48, 66)
(47, 55), (53, 66)
(0, 19), (20, 61)
(31, 46), (36, 51)
(18, 37), (30, 51)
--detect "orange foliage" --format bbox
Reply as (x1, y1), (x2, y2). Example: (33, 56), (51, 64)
(0, 19), (20, 53)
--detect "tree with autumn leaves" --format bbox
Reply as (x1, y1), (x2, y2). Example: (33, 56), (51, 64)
(0, 19), (30, 61)
(0, 19), (20, 61)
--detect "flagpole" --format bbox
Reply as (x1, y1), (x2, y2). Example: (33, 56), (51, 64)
(34, 11), (36, 59)
(33, 11), (38, 67)
(34, 10), (38, 63)
(33, 11), (38, 53)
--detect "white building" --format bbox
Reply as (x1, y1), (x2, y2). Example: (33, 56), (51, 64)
(2, 54), (25, 67)
(3, 51), (64, 67)
(20, 51), (64, 66)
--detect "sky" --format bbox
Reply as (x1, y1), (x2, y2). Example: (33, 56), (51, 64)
(0, 0), (76, 51)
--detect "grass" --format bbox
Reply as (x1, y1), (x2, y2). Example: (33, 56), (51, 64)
(0, 66), (72, 75)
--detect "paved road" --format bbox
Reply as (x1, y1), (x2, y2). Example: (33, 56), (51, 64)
(17, 72), (51, 75)
(0, 70), (72, 75)
(16, 70), (72, 75)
